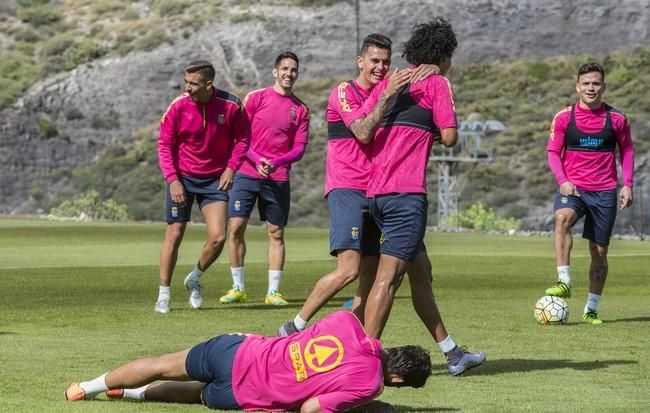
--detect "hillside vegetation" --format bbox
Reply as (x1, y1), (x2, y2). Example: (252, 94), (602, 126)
(31, 47), (650, 229)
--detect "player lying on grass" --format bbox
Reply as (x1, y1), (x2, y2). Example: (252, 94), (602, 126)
(65, 311), (431, 413)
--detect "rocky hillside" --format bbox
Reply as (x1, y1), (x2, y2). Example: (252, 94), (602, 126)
(1, 0), (649, 232)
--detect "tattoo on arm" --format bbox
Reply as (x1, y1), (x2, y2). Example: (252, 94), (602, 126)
(349, 94), (390, 144)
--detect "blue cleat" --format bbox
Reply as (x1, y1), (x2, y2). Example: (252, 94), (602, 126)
(446, 346), (486, 376)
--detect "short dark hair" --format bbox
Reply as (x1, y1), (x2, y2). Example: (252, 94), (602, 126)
(185, 60), (215, 82)
(577, 62), (605, 81)
(402, 17), (457, 66)
(274, 51), (299, 69)
(359, 33), (392, 55)
(384, 345), (432, 388)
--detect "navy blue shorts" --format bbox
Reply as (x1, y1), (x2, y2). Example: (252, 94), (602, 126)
(185, 334), (246, 410)
(228, 173), (291, 226)
(553, 189), (617, 246)
(166, 176), (229, 223)
(327, 189), (380, 257)
(369, 194), (428, 262)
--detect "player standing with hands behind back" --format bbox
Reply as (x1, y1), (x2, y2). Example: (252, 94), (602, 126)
(545, 62), (634, 324)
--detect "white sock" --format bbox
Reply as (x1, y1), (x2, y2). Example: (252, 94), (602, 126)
(158, 286), (171, 299)
(557, 266), (571, 286)
(584, 293), (601, 313)
(293, 314), (308, 330)
(189, 263), (204, 278)
(268, 270), (283, 293)
(124, 385), (149, 400)
(437, 335), (457, 354)
(230, 267), (245, 290)
(79, 373), (108, 397)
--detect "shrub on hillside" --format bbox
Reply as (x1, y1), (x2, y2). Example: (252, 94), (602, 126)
(50, 190), (129, 221)
(443, 202), (521, 232)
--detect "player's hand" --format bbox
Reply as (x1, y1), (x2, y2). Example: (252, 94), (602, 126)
(619, 185), (633, 210)
(169, 179), (187, 205)
(559, 182), (579, 197)
(410, 63), (440, 83)
(218, 168), (234, 190)
(384, 68), (411, 98)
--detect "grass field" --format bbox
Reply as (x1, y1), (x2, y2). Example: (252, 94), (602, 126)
(1, 218), (649, 413)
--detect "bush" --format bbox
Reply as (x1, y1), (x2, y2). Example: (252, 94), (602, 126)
(50, 190), (129, 221)
(17, 5), (61, 26)
(443, 202), (521, 232)
(152, 0), (191, 17)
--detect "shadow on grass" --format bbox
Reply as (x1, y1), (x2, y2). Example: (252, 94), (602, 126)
(604, 316), (650, 323)
(393, 406), (461, 412)
(432, 358), (637, 376)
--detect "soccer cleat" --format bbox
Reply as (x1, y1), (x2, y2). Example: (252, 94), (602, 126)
(154, 297), (170, 314)
(64, 382), (87, 401)
(583, 310), (603, 325)
(265, 290), (288, 306)
(278, 321), (300, 336)
(219, 286), (247, 304)
(545, 281), (572, 298)
(446, 347), (486, 376)
(183, 273), (203, 309)
(105, 389), (124, 399)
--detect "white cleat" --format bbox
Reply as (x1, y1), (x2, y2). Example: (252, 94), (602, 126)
(184, 273), (203, 309)
(154, 297), (170, 314)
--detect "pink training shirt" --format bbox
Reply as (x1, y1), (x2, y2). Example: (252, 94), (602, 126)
(158, 88), (249, 183)
(324, 80), (374, 195)
(232, 311), (384, 413)
(351, 74), (457, 197)
(237, 86), (310, 182)
(548, 103), (634, 191)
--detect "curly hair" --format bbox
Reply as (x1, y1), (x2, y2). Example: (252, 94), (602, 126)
(402, 17), (458, 66)
(384, 345), (432, 388)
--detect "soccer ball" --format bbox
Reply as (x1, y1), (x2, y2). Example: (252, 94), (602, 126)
(534, 295), (569, 325)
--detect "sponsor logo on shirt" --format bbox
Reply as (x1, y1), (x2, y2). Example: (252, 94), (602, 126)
(579, 136), (604, 147)
(337, 82), (352, 112)
(351, 226), (359, 241)
(289, 335), (345, 382)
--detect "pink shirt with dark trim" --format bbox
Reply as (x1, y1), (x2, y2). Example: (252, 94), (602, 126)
(237, 86), (310, 182)
(351, 75), (457, 197)
(324, 79), (374, 195)
(547, 102), (634, 191)
(232, 311), (384, 413)
(158, 88), (249, 183)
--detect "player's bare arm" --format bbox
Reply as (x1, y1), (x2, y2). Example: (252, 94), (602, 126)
(218, 167), (234, 190)
(439, 127), (459, 147)
(349, 68), (411, 143)
(559, 181), (580, 197)
(169, 179), (187, 204)
(619, 186), (633, 210)
(300, 397), (322, 413)
(410, 64), (440, 83)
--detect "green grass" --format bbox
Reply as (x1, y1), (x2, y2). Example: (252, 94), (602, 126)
(1, 218), (649, 412)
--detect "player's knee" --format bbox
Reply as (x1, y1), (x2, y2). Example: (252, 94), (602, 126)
(207, 234), (226, 249)
(554, 213), (573, 229)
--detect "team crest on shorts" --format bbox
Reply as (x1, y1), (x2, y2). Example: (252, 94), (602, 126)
(217, 114), (225, 124)
(351, 226), (359, 241)
(234, 200), (241, 211)
(171, 206), (178, 218)
(561, 197), (568, 204)
(379, 233), (386, 244)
